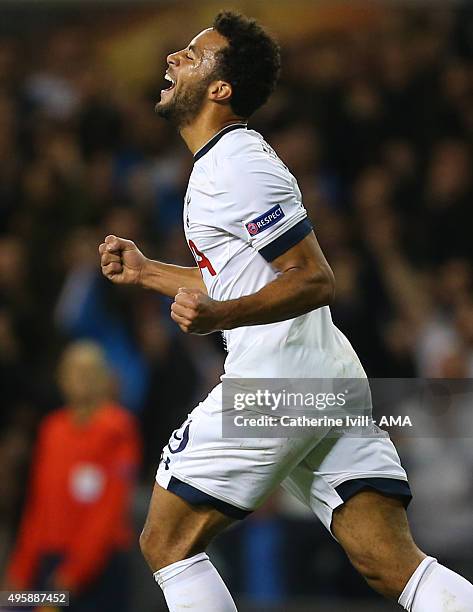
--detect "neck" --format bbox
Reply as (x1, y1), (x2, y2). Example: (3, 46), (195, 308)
(179, 112), (246, 155)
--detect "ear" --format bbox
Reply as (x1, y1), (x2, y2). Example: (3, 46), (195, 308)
(208, 80), (232, 103)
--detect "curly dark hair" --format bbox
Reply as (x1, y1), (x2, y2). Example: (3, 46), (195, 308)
(212, 11), (281, 118)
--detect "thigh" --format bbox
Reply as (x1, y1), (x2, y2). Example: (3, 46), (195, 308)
(141, 482), (235, 569)
(332, 489), (416, 554)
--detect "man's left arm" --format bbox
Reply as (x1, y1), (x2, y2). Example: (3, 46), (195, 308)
(170, 231), (335, 334)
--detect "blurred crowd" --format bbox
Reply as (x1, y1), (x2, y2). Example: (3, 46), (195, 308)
(1, 3), (473, 608)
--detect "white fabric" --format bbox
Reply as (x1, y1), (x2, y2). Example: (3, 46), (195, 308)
(186, 125), (364, 379)
(156, 384), (408, 531)
(154, 552), (237, 611)
(399, 556), (473, 611)
(158, 124), (409, 533)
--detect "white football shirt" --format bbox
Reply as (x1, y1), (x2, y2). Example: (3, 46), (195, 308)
(184, 124), (365, 379)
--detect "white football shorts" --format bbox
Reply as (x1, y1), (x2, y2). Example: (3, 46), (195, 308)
(156, 383), (411, 533)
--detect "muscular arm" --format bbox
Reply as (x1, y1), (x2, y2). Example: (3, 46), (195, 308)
(222, 232), (334, 327)
(99, 235), (206, 298)
(171, 232), (335, 334)
(140, 260), (206, 297)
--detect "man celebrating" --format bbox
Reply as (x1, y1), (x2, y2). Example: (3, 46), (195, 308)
(99, 11), (473, 612)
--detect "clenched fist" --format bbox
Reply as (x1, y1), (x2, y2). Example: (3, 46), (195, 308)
(171, 288), (226, 334)
(99, 235), (146, 285)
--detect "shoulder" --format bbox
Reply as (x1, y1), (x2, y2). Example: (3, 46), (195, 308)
(193, 128), (292, 197)
(195, 128), (265, 173)
(214, 129), (269, 165)
(35, 408), (69, 446)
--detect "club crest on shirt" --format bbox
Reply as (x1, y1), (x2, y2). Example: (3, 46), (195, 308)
(245, 204), (285, 236)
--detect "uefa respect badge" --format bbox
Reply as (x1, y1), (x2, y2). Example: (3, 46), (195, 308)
(245, 204), (285, 236)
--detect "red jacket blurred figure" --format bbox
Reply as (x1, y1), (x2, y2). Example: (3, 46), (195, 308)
(6, 341), (141, 607)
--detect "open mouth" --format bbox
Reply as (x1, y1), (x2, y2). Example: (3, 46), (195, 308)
(161, 73), (176, 94)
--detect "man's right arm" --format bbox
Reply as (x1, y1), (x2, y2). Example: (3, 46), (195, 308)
(99, 235), (205, 298)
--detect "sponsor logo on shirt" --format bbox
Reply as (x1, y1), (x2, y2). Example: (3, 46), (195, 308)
(245, 204), (285, 236)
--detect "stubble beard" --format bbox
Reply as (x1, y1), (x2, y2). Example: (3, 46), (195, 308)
(155, 78), (212, 129)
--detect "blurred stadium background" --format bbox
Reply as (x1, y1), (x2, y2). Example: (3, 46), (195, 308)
(1, 0), (473, 610)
